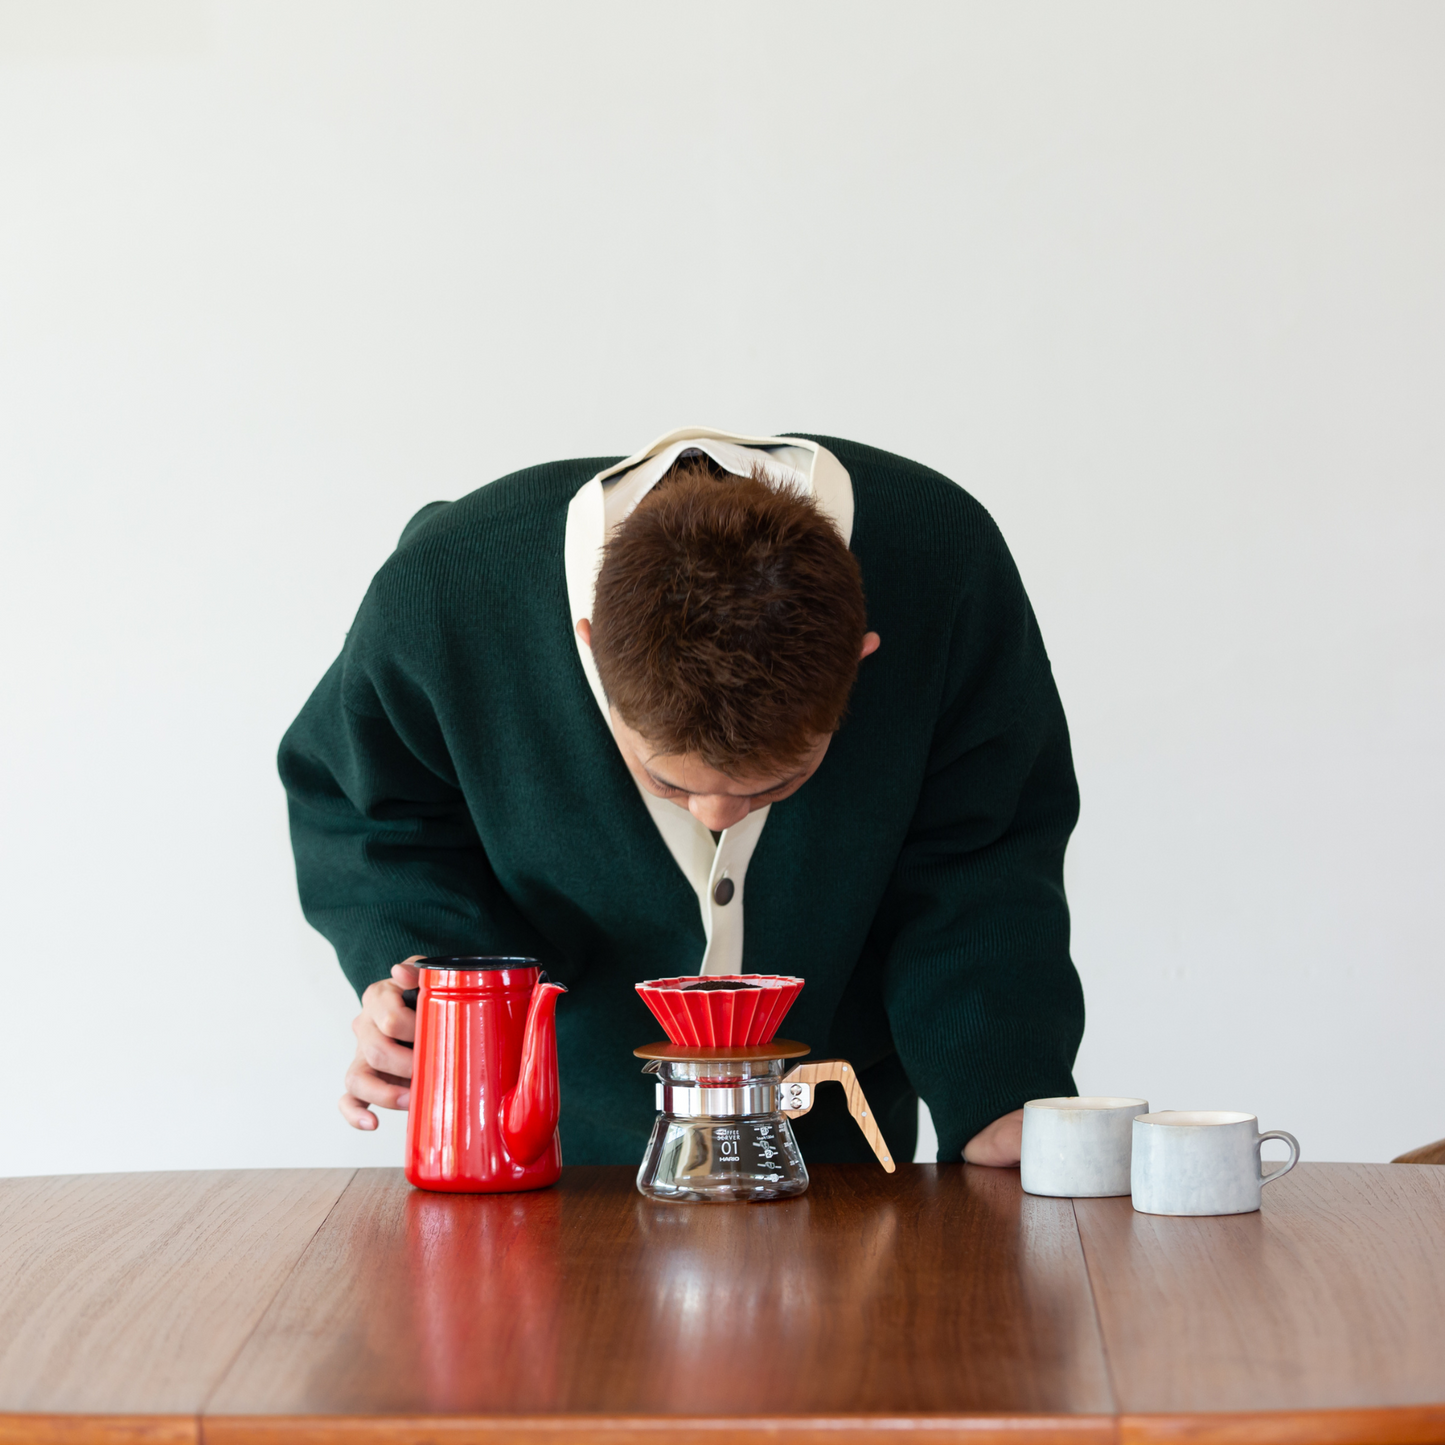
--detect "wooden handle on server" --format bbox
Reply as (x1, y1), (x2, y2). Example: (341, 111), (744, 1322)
(780, 1060), (897, 1173)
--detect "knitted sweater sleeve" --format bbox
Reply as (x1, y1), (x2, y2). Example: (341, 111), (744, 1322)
(277, 577), (547, 1001)
(873, 524), (1084, 1161)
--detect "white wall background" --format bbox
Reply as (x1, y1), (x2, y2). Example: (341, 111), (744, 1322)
(3, 1), (1441, 1176)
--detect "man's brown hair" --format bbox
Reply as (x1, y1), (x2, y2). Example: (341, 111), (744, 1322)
(590, 453), (868, 772)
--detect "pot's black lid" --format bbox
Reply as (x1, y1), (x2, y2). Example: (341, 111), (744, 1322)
(403, 957), (546, 1012)
(417, 955), (540, 970)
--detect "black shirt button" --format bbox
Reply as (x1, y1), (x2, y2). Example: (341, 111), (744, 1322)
(713, 877), (735, 905)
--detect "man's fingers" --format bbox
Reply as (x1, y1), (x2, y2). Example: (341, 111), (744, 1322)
(963, 1107), (1025, 1167)
(344, 1057), (412, 1111)
(341, 958), (424, 1133)
(365, 981), (417, 1043)
(352, 1013), (415, 1078)
(339, 1093), (378, 1130)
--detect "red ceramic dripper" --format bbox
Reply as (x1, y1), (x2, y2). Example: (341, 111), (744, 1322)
(635, 974), (804, 1048)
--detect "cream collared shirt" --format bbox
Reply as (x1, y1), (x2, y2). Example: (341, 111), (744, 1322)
(563, 427), (854, 976)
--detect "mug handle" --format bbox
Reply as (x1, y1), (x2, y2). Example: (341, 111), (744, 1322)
(1258, 1129), (1300, 1185)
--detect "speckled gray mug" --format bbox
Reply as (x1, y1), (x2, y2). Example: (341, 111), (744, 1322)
(1020, 1096), (1150, 1197)
(1131, 1111), (1300, 1216)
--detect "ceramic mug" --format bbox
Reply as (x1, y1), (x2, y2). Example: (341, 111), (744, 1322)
(1021, 1096), (1150, 1197)
(1131, 1111), (1300, 1216)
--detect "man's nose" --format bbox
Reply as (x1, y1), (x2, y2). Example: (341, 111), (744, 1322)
(688, 794), (751, 831)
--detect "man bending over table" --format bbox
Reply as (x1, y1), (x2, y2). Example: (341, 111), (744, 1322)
(278, 428), (1084, 1167)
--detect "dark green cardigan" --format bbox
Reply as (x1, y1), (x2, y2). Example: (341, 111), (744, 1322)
(278, 434), (1084, 1165)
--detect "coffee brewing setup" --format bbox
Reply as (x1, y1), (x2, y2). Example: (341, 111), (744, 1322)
(633, 973), (896, 1201)
(400, 958), (892, 1201)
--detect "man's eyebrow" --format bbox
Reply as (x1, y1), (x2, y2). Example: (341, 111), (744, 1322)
(645, 768), (806, 799)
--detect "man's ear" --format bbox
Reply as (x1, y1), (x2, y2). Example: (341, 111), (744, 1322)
(860, 631), (881, 660)
(576, 618), (592, 648)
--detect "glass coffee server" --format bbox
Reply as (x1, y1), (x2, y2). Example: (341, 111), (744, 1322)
(633, 976), (896, 1203)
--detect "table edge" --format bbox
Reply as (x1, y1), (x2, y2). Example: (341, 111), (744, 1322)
(9, 1402), (1445, 1445)
(201, 1413), (1118, 1445)
(0, 1415), (198, 1445)
(1120, 1406), (1445, 1444)
(193, 1408), (1445, 1445)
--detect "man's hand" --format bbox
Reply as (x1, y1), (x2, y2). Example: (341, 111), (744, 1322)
(963, 1108), (1024, 1166)
(340, 959), (421, 1131)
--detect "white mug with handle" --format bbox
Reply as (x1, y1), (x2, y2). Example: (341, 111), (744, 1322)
(1131, 1110), (1300, 1216)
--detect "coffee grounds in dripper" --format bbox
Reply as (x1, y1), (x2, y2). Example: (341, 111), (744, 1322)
(634, 974), (804, 1047)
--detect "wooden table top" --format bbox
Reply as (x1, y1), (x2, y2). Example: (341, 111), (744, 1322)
(2, 1163), (1443, 1445)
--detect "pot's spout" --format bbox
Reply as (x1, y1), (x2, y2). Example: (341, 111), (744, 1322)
(501, 980), (566, 1165)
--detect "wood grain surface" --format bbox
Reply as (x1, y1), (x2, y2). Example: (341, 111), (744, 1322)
(0, 1170), (354, 1423)
(8, 1162), (1445, 1445)
(206, 1164), (1114, 1426)
(1074, 1162), (1445, 1424)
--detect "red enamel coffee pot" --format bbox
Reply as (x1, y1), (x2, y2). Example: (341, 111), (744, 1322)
(402, 957), (566, 1193)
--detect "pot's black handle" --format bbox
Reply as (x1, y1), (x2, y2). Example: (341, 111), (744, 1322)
(399, 987), (418, 1048)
